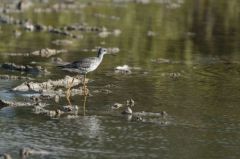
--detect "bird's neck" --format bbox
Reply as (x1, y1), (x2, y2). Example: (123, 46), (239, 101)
(97, 53), (104, 61)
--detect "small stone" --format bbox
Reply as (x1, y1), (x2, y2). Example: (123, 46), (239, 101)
(111, 103), (123, 110)
(20, 147), (31, 158)
(34, 24), (47, 31)
(115, 65), (132, 74)
(126, 99), (134, 107)
(147, 31), (156, 36)
(122, 107), (132, 115)
(0, 153), (12, 159)
(54, 95), (60, 103)
(160, 111), (168, 117)
(56, 109), (64, 115)
(112, 29), (121, 36)
(47, 110), (57, 117)
(52, 39), (73, 46)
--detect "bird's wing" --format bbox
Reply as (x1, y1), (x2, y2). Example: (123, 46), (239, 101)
(60, 57), (96, 69)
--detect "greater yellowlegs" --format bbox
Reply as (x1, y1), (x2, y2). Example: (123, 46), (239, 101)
(58, 48), (108, 98)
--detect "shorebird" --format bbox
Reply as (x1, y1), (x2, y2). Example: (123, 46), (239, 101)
(58, 48), (108, 99)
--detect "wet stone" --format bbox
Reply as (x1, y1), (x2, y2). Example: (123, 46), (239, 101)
(0, 153), (12, 159)
(54, 95), (60, 103)
(20, 147), (49, 158)
(52, 39), (73, 46)
(31, 48), (67, 58)
(1, 63), (49, 74)
(126, 99), (135, 107)
(0, 74), (33, 80)
(111, 103), (123, 110)
(122, 106), (133, 114)
(13, 76), (84, 92)
(0, 99), (46, 109)
(115, 65), (132, 74)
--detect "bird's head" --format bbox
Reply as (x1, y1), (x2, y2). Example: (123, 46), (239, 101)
(97, 48), (108, 57)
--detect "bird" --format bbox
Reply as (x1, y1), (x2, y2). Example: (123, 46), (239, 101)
(58, 48), (108, 101)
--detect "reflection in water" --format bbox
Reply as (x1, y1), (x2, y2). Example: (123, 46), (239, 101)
(82, 95), (87, 116)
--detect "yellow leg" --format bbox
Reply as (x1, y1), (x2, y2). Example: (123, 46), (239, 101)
(66, 77), (75, 105)
(83, 74), (89, 96)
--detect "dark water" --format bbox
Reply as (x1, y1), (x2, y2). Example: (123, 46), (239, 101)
(1, 0), (240, 158)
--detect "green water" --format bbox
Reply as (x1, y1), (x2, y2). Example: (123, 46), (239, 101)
(0, 0), (240, 158)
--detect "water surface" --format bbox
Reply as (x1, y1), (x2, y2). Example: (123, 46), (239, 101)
(0, 0), (240, 159)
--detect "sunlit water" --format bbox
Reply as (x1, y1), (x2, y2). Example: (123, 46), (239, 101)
(0, 0), (240, 159)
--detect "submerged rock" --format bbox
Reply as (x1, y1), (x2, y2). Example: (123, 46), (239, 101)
(114, 65), (132, 74)
(20, 147), (49, 158)
(63, 105), (78, 114)
(122, 106), (133, 114)
(111, 103), (123, 110)
(30, 48), (67, 58)
(1, 63), (49, 74)
(52, 39), (73, 46)
(0, 74), (33, 80)
(0, 100), (8, 109)
(16, 0), (33, 11)
(0, 153), (12, 159)
(0, 99), (46, 109)
(126, 99), (134, 107)
(134, 111), (168, 117)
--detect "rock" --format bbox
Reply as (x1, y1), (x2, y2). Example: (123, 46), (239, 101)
(54, 95), (60, 103)
(56, 109), (64, 115)
(62, 105), (78, 114)
(52, 39), (73, 46)
(13, 29), (22, 37)
(51, 57), (63, 63)
(111, 103), (123, 110)
(31, 48), (67, 58)
(112, 29), (121, 36)
(169, 72), (181, 80)
(160, 111), (168, 117)
(0, 99), (46, 108)
(147, 30), (156, 36)
(47, 110), (57, 117)
(1, 63), (49, 74)
(20, 147), (49, 158)
(122, 107), (133, 114)
(13, 76), (86, 93)
(20, 147), (31, 157)
(7, 48), (67, 58)
(107, 47), (120, 54)
(0, 100), (8, 109)
(34, 24), (47, 31)
(16, 0), (33, 11)
(126, 99), (134, 107)
(131, 116), (143, 122)
(114, 65), (132, 74)
(92, 89), (112, 94)
(0, 153), (12, 159)
(134, 111), (168, 117)
(0, 74), (33, 80)
(66, 115), (79, 119)
(98, 31), (111, 38)
(23, 21), (35, 31)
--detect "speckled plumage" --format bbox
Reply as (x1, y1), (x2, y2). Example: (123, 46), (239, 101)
(58, 48), (108, 74)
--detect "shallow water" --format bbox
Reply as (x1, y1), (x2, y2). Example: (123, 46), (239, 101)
(1, 0), (240, 159)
